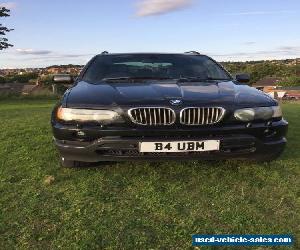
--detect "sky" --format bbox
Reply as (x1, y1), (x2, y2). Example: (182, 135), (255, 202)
(0, 0), (300, 68)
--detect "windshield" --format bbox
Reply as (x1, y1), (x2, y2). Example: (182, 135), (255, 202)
(82, 54), (232, 83)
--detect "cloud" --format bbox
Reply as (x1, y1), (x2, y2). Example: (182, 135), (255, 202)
(16, 49), (53, 55)
(136, 0), (193, 17)
(243, 42), (256, 46)
(29, 54), (93, 60)
(278, 46), (300, 52)
(225, 10), (297, 16)
(0, 2), (17, 9)
(15, 48), (94, 59)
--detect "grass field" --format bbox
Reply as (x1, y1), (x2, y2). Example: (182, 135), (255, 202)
(0, 99), (299, 249)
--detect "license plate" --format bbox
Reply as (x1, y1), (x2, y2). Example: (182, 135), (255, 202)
(139, 140), (220, 153)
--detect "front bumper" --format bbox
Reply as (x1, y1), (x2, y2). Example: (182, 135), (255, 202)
(53, 119), (288, 162)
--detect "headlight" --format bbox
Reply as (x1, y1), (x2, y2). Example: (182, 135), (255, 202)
(234, 106), (282, 122)
(57, 107), (123, 124)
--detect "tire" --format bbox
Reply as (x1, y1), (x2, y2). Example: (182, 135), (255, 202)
(60, 157), (81, 168)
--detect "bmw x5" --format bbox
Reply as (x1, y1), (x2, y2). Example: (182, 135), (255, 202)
(51, 52), (288, 167)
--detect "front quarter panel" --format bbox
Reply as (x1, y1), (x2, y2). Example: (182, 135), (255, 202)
(234, 85), (277, 107)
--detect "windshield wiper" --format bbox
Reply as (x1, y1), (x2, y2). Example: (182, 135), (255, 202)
(177, 76), (206, 82)
(102, 77), (133, 81)
(177, 76), (231, 82)
(102, 76), (174, 82)
(206, 77), (231, 81)
(101, 76), (231, 83)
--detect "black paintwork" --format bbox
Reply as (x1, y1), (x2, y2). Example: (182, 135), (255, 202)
(64, 80), (276, 108)
(51, 53), (288, 163)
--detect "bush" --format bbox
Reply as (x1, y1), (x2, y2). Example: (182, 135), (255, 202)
(223, 61), (297, 84)
(0, 76), (6, 84)
(1, 73), (39, 83)
(278, 76), (300, 87)
(39, 75), (54, 85)
(0, 92), (60, 101)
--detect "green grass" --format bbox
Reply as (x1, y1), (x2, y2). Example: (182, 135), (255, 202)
(0, 100), (299, 250)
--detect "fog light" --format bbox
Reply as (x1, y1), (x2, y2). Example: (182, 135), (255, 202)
(246, 123), (252, 128)
(264, 128), (277, 137)
(77, 131), (86, 137)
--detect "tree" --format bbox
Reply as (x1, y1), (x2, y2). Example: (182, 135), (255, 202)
(278, 76), (300, 87)
(0, 75), (6, 84)
(0, 7), (13, 50)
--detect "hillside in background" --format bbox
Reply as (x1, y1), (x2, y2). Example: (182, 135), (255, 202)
(1, 59), (300, 87)
(221, 58), (300, 86)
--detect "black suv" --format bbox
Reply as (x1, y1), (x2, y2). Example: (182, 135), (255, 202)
(51, 52), (288, 167)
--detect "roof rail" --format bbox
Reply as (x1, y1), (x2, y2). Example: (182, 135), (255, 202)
(101, 51), (109, 55)
(184, 51), (201, 55)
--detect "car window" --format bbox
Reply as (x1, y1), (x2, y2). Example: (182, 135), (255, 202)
(82, 54), (231, 83)
(203, 59), (229, 79)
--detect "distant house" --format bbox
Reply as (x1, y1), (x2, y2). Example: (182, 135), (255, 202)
(253, 77), (286, 99)
(253, 77), (282, 90)
(46, 67), (63, 74)
(45, 66), (82, 75)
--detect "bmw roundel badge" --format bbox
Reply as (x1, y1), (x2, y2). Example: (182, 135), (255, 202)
(170, 99), (182, 105)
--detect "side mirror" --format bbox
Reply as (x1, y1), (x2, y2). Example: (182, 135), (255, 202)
(236, 73), (251, 85)
(53, 74), (74, 84)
